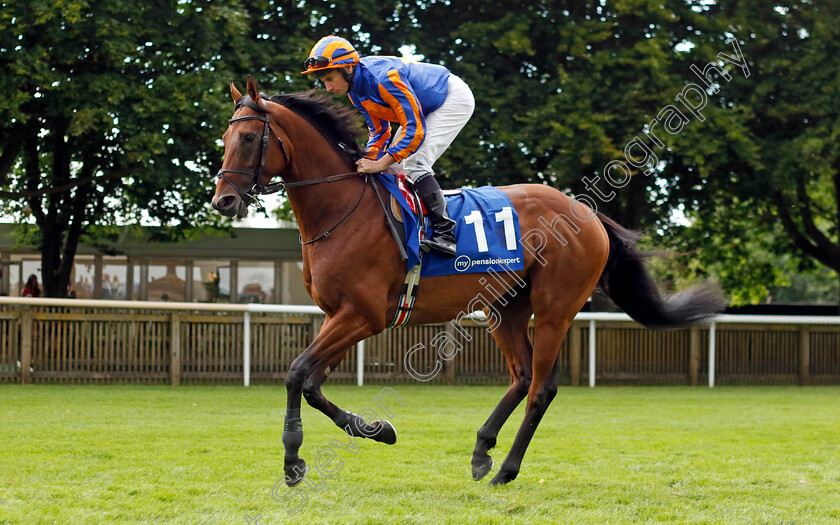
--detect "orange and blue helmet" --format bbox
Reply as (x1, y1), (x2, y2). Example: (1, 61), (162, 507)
(301, 36), (360, 75)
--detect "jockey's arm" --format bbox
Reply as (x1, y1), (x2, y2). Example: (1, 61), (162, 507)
(379, 71), (427, 163)
(357, 112), (396, 173)
(356, 154), (395, 173)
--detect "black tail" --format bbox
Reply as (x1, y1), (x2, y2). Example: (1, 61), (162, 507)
(597, 213), (727, 329)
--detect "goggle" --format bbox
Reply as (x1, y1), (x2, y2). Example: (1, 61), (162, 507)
(303, 55), (331, 70)
(302, 49), (353, 71)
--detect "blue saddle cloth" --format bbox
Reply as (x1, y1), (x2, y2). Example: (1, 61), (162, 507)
(375, 174), (525, 277)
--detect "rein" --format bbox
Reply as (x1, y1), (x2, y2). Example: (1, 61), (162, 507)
(299, 174), (369, 245)
(283, 171), (361, 189)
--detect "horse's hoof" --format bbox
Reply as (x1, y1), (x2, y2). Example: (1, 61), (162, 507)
(372, 420), (397, 445)
(284, 457), (309, 487)
(471, 455), (493, 481)
(488, 468), (517, 486)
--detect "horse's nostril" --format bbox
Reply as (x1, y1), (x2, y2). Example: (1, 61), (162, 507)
(214, 195), (238, 215)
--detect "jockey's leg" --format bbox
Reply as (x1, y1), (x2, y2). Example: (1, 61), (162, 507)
(414, 173), (457, 258)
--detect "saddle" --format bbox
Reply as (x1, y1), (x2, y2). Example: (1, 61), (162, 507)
(388, 189), (463, 224)
(381, 171), (461, 249)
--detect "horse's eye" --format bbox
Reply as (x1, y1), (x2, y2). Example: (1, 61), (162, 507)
(244, 133), (256, 142)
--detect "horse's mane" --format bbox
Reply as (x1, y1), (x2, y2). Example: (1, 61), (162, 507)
(268, 90), (364, 163)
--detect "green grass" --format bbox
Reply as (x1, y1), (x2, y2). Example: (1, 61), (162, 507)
(1, 385), (839, 524)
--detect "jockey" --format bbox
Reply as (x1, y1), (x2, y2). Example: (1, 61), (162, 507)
(302, 35), (475, 258)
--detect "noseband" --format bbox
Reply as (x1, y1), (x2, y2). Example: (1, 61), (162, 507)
(216, 96), (289, 207)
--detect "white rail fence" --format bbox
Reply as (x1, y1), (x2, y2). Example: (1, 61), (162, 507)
(1, 297), (838, 387)
(576, 312), (840, 387)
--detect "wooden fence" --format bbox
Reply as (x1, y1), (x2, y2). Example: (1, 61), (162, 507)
(1, 299), (839, 386)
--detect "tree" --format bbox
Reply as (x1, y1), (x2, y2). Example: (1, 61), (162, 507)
(369, 0), (735, 233)
(0, 0), (430, 297)
(291, 1), (840, 304)
(7, 0), (836, 306)
(0, 0), (256, 296)
(291, 1), (783, 302)
(654, 0), (840, 305)
(748, 1), (840, 295)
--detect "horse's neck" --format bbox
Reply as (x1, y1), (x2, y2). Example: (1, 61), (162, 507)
(277, 109), (362, 241)
(287, 168), (364, 243)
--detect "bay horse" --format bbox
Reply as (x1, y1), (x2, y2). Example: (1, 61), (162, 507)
(212, 77), (725, 486)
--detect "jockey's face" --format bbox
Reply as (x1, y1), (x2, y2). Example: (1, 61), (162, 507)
(319, 67), (352, 96)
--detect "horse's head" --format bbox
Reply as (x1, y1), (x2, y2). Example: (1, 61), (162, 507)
(212, 76), (289, 218)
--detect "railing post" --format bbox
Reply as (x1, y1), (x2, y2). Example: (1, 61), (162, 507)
(170, 312), (181, 387)
(689, 326), (700, 386)
(243, 311), (251, 387)
(708, 321), (716, 388)
(445, 322), (457, 385)
(588, 319), (596, 387)
(569, 321), (581, 386)
(799, 326), (810, 386)
(356, 338), (364, 387)
(20, 309), (32, 385)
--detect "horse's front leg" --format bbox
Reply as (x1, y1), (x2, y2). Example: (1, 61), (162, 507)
(302, 354), (397, 443)
(282, 312), (387, 487)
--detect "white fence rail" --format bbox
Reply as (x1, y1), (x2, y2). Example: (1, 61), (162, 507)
(571, 312), (840, 387)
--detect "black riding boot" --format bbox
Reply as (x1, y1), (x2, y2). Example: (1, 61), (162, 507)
(415, 175), (457, 258)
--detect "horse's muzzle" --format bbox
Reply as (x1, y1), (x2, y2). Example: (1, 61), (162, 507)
(212, 193), (249, 218)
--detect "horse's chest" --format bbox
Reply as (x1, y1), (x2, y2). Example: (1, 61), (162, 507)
(302, 262), (349, 308)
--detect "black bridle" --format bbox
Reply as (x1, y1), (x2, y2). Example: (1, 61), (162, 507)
(216, 96), (288, 208)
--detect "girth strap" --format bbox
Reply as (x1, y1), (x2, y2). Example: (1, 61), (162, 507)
(389, 261), (422, 328)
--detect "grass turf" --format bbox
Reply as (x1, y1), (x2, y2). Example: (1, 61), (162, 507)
(0, 385), (839, 524)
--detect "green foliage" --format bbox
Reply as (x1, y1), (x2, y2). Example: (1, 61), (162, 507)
(649, 206), (795, 305)
(0, 0), (255, 294)
(4, 0), (840, 302)
(389, 1), (705, 229)
(666, 1), (840, 303)
(388, 0), (840, 304)
(768, 263), (840, 304)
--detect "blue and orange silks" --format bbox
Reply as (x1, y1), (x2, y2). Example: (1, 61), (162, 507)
(348, 57), (450, 163)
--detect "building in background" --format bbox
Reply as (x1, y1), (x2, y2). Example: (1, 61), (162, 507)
(0, 224), (314, 305)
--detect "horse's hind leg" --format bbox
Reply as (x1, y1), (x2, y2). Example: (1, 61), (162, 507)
(485, 213), (607, 485)
(472, 299), (533, 481)
(488, 316), (569, 486)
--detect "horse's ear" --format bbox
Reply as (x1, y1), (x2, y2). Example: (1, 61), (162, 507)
(230, 80), (243, 104)
(246, 75), (261, 105)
